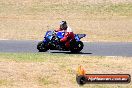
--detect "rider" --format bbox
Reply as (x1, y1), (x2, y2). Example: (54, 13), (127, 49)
(55, 21), (75, 48)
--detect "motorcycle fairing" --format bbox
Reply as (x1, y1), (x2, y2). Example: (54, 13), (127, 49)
(56, 32), (65, 39)
(75, 34), (86, 41)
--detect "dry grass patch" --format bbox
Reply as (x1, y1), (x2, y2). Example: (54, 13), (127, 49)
(0, 0), (132, 41)
(0, 79), (11, 86)
(0, 53), (131, 88)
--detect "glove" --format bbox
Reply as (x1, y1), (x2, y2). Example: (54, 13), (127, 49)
(52, 30), (57, 36)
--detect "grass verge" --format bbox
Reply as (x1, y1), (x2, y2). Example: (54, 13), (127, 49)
(0, 53), (131, 88)
(0, 1), (132, 42)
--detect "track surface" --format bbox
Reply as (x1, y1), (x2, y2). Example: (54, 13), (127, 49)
(0, 40), (132, 57)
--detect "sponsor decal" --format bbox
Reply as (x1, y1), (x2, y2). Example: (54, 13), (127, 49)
(76, 66), (131, 85)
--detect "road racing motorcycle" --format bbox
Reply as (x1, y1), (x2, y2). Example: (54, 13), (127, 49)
(37, 30), (86, 53)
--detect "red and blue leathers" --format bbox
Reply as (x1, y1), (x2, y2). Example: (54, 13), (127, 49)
(55, 26), (75, 48)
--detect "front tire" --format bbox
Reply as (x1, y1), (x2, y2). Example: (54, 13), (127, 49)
(37, 41), (48, 52)
(70, 41), (84, 53)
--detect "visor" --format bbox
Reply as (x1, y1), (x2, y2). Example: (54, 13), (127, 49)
(60, 21), (66, 25)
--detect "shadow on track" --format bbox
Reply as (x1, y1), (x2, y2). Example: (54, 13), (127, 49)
(50, 51), (92, 55)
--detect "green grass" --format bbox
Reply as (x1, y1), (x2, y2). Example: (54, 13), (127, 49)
(0, 53), (45, 62)
(0, 53), (63, 62)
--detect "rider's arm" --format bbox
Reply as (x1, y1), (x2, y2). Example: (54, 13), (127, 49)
(67, 26), (73, 32)
(54, 28), (61, 32)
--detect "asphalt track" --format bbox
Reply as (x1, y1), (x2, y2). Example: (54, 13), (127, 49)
(0, 40), (132, 57)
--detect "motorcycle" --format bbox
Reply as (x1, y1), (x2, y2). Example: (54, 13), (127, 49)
(37, 30), (86, 53)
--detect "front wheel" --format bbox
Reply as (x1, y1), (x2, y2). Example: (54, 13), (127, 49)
(70, 41), (84, 53)
(37, 41), (48, 52)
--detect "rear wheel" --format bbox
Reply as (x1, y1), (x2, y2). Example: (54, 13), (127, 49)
(37, 41), (48, 52)
(70, 41), (84, 53)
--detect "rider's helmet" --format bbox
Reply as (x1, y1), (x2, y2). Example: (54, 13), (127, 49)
(60, 21), (67, 30)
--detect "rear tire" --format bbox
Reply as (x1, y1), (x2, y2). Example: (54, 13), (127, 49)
(37, 41), (48, 52)
(70, 41), (84, 53)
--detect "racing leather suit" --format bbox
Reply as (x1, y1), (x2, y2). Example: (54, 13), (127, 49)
(55, 26), (75, 48)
